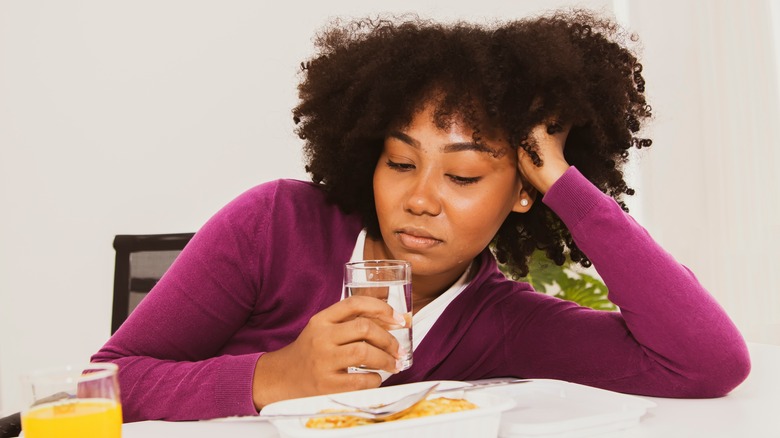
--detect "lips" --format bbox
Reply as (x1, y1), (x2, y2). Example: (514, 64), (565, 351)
(395, 228), (443, 250)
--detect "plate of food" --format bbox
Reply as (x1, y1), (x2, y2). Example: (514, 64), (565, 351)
(259, 380), (517, 438)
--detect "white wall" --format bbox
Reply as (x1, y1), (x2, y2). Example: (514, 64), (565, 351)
(0, 0), (616, 417)
(2, 0), (778, 417)
(623, 0), (780, 345)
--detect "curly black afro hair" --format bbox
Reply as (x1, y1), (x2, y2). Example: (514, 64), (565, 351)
(293, 9), (652, 278)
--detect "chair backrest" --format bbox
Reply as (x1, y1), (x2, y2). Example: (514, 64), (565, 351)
(0, 412), (21, 438)
(111, 233), (194, 334)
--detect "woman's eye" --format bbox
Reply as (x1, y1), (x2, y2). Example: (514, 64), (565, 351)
(386, 160), (415, 171)
(448, 175), (481, 186)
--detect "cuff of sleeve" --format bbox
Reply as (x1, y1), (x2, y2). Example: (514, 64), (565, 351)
(213, 352), (265, 417)
(542, 166), (607, 230)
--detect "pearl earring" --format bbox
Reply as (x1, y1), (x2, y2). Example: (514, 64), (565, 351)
(520, 198), (529, 207)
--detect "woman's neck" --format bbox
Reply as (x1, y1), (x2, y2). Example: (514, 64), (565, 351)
(409, 270), (466, 313)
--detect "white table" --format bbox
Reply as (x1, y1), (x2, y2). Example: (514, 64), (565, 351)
(598, 342), (779, 437)
(122, 342), (780, 437)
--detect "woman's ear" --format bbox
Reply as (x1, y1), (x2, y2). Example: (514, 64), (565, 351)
(512, 184), (538, 213)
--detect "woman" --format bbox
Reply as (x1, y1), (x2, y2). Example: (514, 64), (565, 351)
(92, 10), (750, 422)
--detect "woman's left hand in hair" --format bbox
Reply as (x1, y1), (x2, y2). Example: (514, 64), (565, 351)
(517, 121), (572, 194)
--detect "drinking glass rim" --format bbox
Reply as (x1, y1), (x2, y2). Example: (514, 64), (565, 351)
(22, 363), (118, 384)
(345, 260), (410, 269)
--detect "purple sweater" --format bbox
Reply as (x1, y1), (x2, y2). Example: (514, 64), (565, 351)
(92, 167), (750, 422)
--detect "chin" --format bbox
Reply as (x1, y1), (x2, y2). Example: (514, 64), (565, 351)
(407, 257), (461, 278)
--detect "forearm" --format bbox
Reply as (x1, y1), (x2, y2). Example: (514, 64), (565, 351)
(543, 167), (750, 395)
(92, 347), (261, 422)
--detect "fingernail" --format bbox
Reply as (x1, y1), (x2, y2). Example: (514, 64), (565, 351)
(393, 311), (407, 327)
(397, 346), (408, 359)
(395, 359), (404, 372)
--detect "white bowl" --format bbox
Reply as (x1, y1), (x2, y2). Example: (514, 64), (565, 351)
(260, 380), (517, 438)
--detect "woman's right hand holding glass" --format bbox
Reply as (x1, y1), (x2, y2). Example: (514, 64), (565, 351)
(250, 295), (407, 409)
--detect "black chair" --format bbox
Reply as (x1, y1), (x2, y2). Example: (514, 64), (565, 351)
(0, 412), (21, 438)
(111, 233), (194, 334)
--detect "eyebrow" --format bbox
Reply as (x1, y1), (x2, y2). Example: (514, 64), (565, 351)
(387, 130), (500, 156)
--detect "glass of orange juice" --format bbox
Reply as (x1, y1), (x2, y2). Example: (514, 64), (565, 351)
(20, 363), (122, 438)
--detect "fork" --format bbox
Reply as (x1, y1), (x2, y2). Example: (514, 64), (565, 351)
(326, 379), (529, 416)
(327, 383), (441, 420)
(434, 378), (530, 394)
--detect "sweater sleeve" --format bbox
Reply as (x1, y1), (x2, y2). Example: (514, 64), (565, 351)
(503, 166), (750, 397)
(91, 183), (277, 422)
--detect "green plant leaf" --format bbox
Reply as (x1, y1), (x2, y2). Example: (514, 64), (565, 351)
(555, 270), (616, 311)
(500, 249), (616, 311)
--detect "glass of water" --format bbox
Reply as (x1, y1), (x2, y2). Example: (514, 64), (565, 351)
(343, 260), (413, 372)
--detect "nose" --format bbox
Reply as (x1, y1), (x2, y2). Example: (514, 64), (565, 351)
(404, 174), (442, 216)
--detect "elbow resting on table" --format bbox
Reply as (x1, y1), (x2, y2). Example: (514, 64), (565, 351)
(680, 346), (752, 398)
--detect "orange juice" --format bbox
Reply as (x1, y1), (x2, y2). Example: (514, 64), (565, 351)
(22, 398), (122, 438)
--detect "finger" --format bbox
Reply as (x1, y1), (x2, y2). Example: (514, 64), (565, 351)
(546, 121), (572, 136)
(525, 122), (571, 158)
(326, 295), (408, 328)
(320, 370), (383, 395)
(331, 317), (402, 358)
(341, 369), (383, 389)
(516, 143), (537, 176)
(332, 338), (401, 374)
